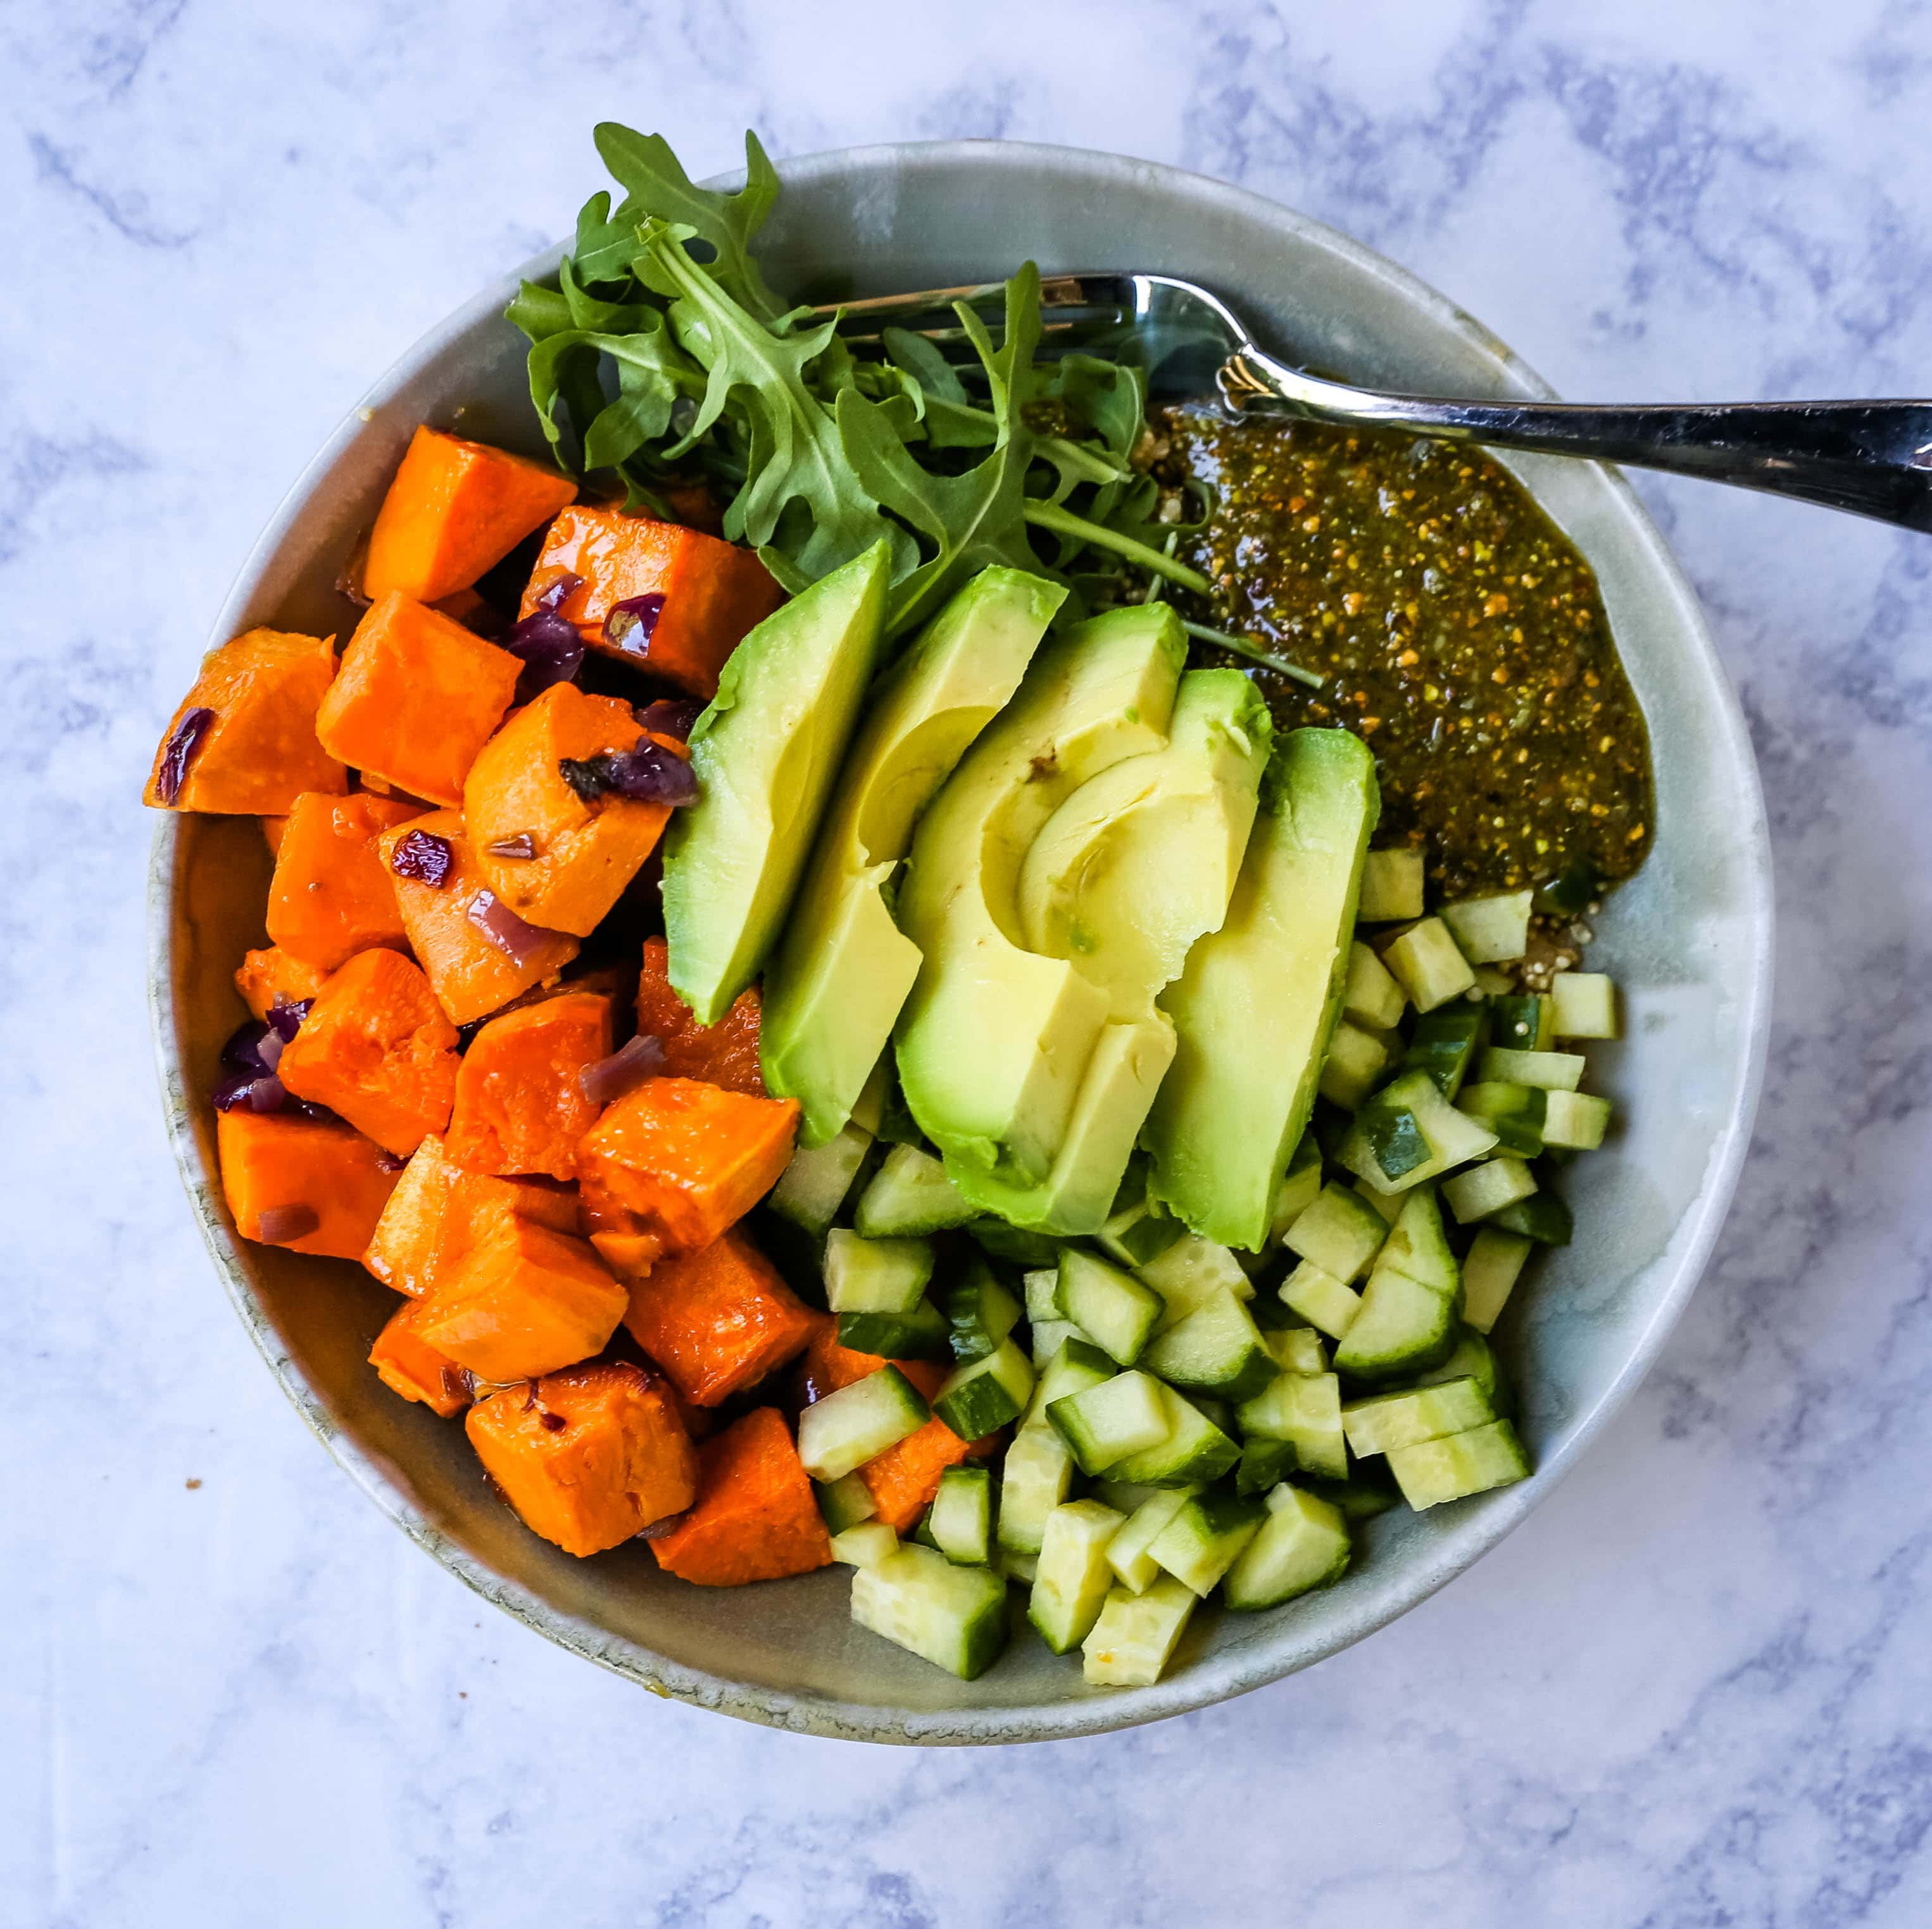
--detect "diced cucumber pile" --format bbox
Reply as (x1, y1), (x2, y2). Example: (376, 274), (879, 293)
(808, 882), (1619, 1694)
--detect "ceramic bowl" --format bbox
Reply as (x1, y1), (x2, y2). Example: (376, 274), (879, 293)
(149, 141), (1772, 1744)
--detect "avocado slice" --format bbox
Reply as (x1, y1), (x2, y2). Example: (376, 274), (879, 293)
(760, 567), (1065, 1147)
(953, 669), (1273, 1233)
(894, 604), (1187, 1193)
(1143, 727), (1379, 1251)
(663, 541), (891, 1026)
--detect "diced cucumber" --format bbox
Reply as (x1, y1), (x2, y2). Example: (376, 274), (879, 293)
(1331, 1269), (1457, 1383)
(968, 1219), (1061, 1268)
(1284, 1182), (1388, 1282)
(1103, 1384), (1241, 1488)
(1096, 1183), (1183, 1269)
(1471, 966), (1514, 997)
(1383, 917), (1476, 1012)
(1048, 1370), (1172, 1475)
(1343, 939), (1407, 1031)
(1222, 1484), (1352, 1611)
(946, 1260), (1022, 1364)
(1461, 1227), (1534, 1331)
(1267, 1136), (1325, 1246)
(850, 1543), (1010, 1680)
(1551, 971), (1618, 1040)
(1317, 1022), (1390, 1109)
(1279, 1259), (1362, 1340)
(829, 1520), (899, 1568)
(1235, 1437), (1297, 1497)
(995, 1544), (1038, 1584)
(1342, 1375), (1496, 1456)
(853, 1142), (975, 1238)
(1477, 1046), (1585, 1092)
(928, 1464), (993, 1565)
(1341, 1070), (1498, 1196)
(1138, 1233), (1254, 1322)
(1055, 1248), (1163, 1366)
(1091, 1478), (1161, 1513)
(1182, 1391), (1233, 1433)
(1543, 1089), (1612, 1151)
(1398, 1003), (1488, 1100)
(1082, 1576), (1197, 1686)
(1490, 1186), (1572, 1245)
(1264, 1326), (1327, 1376)
(815, 1470), (878, 1536)
(1414, 1325), (1503, 1405)
(1357, 847), (1424, 921)
(837, 1301), (951, 1359)
(1029, 1499), (1127, 1652)
(1376, 1185), (1459, 1295)
(1353, 1178), (1402, 1224)
(1141, 1286), (1276, 1401)
(1442, 1156), (1538, 1224)
(1030, 1319), (1080, 1366)
(996, 1422), (1076, 1554)
(1440, 890), (1532, 964)
(798, 1366), (931, 1481)
(1386, 1417), (1531, 1509)
(933, 1337), (1034, 1440)
(1027, 1335), (1116, 1421)
(1148, 1490), (1266, 1596)
(769, 1119), (873, 1235)
(1105, 1489), (1193, 1592)
(1022, 1266), (1061, 1323)
(1490, 992), (1554, 1051)
(822, 1229), (934, 1312)
(1302, 1461), (1401, 1521)
(1456, 1081), (1546, 1156)
(1237, 1369), (1348, 1480)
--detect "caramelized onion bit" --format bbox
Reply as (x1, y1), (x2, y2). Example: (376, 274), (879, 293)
(604, 592), (667, 658)
(579, 1033), (665, 1108)
(390, 827), (455, 888)
(486, 833), (537, 860)
(465, 889), (551, 968)
(636, 697), (703, 741)
(155, 707), (215, 805)
(557, 737), (698, 807)
(256, 1204), (320, 1245)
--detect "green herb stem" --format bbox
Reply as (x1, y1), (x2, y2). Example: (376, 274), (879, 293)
(1177, 619), (1326, 690)
(1021, 501), (1210, 593)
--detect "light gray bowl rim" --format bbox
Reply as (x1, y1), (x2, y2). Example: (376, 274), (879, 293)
(148, 137), (1774, 1745)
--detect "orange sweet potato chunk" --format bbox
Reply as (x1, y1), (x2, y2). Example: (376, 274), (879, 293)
(467, 1362), (698, 1557)
(577, 1077), (800, 1260)
(419, 1216), (627, 1383)
(794, 1312), (948, 1407)
(520, 504), (785, 698)
(276, 948), (459, 1156)
(216, 1109), (401, 1260)
(621, 1225), (815, 1407)
(146, 628), (346, 814)
(446, 991), (612, 1181)
(363, 425), (577, 603)
(315, 593), (521, 807)
(859, 1418), (984, 1534)
(375, 809), (579, 1026)
(463, 684), (687, 938)
(369, 1297), (477, 1418)
(264, 791), (422, 972)
(363, 1133), (578, 1297)
(233, 946), (330, 1023)
(649, 1406), (831, 1586)
(636, 936), (765, 1096)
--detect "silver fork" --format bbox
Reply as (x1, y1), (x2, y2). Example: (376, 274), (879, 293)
(824, 270), (1932, 533)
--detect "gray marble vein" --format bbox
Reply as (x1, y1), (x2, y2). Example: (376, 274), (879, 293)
(6, 1), (1932, 1923)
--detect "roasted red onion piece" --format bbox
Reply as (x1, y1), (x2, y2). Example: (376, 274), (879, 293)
(557, 738), (698, 807)
(603, 592), (667, 658)
(265, 998), (312, 1043)
(213, 1070), (290, 1114)
(155, 707), (215, 805)
(534, 571), (584, 615)
(579, 1033), (666, 1107)
(256, 1203), (320, 1245)
(465, 889), (552, 968)
(486, 833), (537, 860)
(636, 697), (704, 741)
(390, 827), (455, 888)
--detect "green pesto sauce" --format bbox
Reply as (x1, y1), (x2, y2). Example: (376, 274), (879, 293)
(1158, 406), (1653, 906)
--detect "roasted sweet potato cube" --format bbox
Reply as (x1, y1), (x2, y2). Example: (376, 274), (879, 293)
(649, 1406), (831, 1586)
(621, 1226), (815, 1407)
(369, 1298), (477, 1417)
(520, 504), (784, 698)
(418, 1216), (626, 1383)
(577, 1077), (800, 1259)
(636, 935), (764, 1096)
(446, 991), (612, 1181)
(315, 593), (521, 806)
(859, 1417), (987, 1533)
(276, 948), (459, 1157)
(216, 1110), (401, 1259)
(264, 790), (422, 972)
(794, 1312), (948, 1406)
(467, 1362), (696, 1556)
(463, 684), (687, 937)
(374, 809), (579, 1026)
(363, 1133), (579, 1297)
(146, 627), (346, 814)
(233, 945), (329, 1023)
(586, 1226), (665, 1281)
(363, 425), (577, 603)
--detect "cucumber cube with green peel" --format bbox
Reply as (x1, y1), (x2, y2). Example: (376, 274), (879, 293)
(1490, 993), (1554, 1051)
(996, 1423), (1076, 1554)
(1022, 1267), (1062, 1323)
(815, 1470), (877, 1536)
(836, 1300), (950, 1359)
(1543, 1089), (1612, 1151)
(1138, 1233), (1253, 1322)
(967, 1219), (1061, 1269)
(1148, 1490), (1267, 1596)
(1284, 1183), (1388, 1282)
(1489, 1186), (1572, 1245)
(1414, 1326), (1503, 1405)
(1332, 1269), (1457, 1383)
(1442, 1156), (1538, 1224)
(1082, 1576), (1198, 1687)
(1238, 1369), (1348, 1480)
(829, 1520), (899, 1569)
(1096, 1186), (1184, 1269)
(1550, 971), (1618, 1040)
(822, 1229), (934, 1312)
(1235, 1438), (1298, 1497)
(798, 1366), (931, 1481)
(1357, 847), (1424, 921)
(933, 1338), (1034, 1441)
(1353, 1178), (1401, 1224)
(1031, 1318), (1082, 1367)
(1103, 1385), (1240, 1488)
(1440, 890), (1533, 964)
(1461, 1228), (1534, 1333)
(1222, 1485), (1352, 1611)
(1340, 1070), (1499, 1197)
(945, 1261), (1022, 1364)
(927, 1464), (994, 1566)
(1342, 1375), (1496, 1457)
(1140, 1288), (1277, 1401)
(1105, 1489), (1194, 1592)
(1029, 1499), (1128, 1652)
(1383, 917), (1476, 1012)
(1055, 1248), (1164, 1366)
(1317, 1021), (1391, 1110)
(1048, 1369), (1172, 1475)
(1398, 1003), (1488, 1100)
(1279, 1260), (1362, 1340)
(1343, 939), (1408, 1031)
(1386, 1418), (1531, 1509)
(1263, 1326), (1327, 1376)
(853, 1142), (977, 1238)
(1375, 1184), (1459, 1295)
(850, 1543), (1010, 1679)
(1455, 1081), (1546, 1157)
(1027, 1336), (1115, 1422)
(1267, 1136), (1325, 1245)
(1476, 1046), (1586, 1091)
(768, 1119), (873, 1235)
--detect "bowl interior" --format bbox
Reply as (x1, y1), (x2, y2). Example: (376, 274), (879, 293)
(151, 141), (1771, 1744)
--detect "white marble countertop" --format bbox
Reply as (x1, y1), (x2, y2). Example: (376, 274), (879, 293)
(9, 1), (1932, 1923)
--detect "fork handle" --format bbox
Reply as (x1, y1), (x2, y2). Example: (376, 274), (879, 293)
(1219, 346), (1932, 533)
